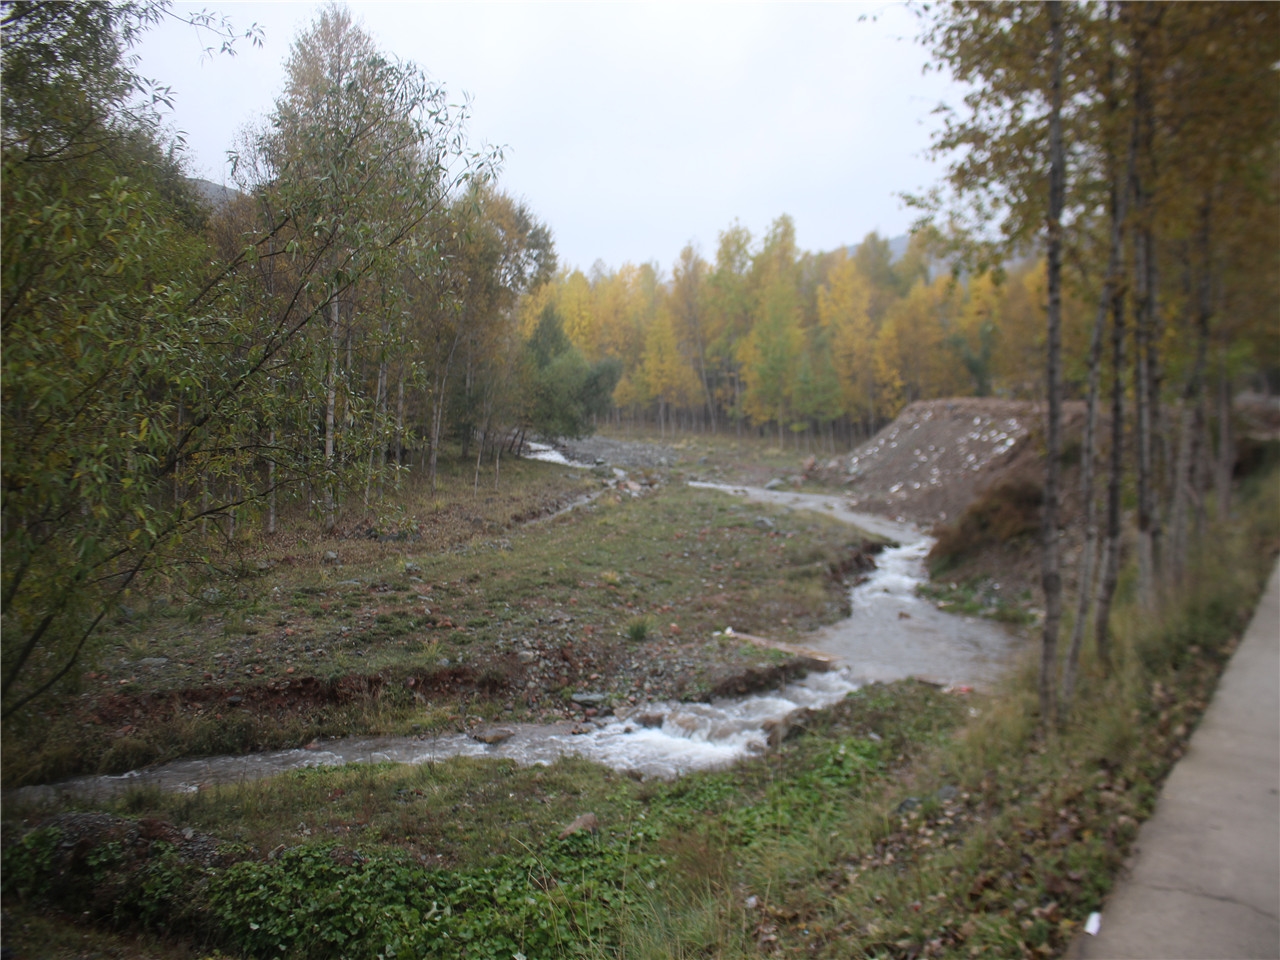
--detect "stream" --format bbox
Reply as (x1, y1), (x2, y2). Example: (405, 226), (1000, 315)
(12, 485), (1021, 804)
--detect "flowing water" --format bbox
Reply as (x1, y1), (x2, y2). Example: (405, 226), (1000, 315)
(524, 441), (587, 467)
(11, 484), (1021, 803)
(688, 484), (1019, 689)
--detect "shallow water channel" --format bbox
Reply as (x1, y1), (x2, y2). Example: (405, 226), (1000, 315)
(14, 485), (1020, 803)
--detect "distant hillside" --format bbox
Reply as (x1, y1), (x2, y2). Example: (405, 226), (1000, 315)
(188, 178), (240, 211)
(845, 233), (910, 262)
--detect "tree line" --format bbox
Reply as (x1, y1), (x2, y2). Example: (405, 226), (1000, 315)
(528, 221), (1091, 446)
(918, 0), (1278, 723)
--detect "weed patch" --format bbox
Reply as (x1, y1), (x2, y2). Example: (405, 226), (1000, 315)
(929, 478), (1043, 576)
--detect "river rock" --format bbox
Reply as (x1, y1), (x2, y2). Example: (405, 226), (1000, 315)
(558, 812), (598, 839)
(571, 691), (606, 706)
(472, 727), (515, 745)
(763, 478), (784, 490)
(763, 715), (790, 748)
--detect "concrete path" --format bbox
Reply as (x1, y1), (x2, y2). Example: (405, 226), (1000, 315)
(1071, 561), (1280, 960)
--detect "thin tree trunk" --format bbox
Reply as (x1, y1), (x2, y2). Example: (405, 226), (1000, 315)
(267, 427), (277, 536)
(1094, 263), (1127, 675)
(174, 402), (183, 509)
(428, 381), (445, 492)
(1064, 159), (1127, 706)
(1130, 4), (1166, 608)
(366, 349), (388, 507)
(395, 373), (405, 478)
(1170, 197), (1213, 582)
(1215, 359), (1233, 518)
(324, 297), (339, 533)
(1040, 0), (1066, 728)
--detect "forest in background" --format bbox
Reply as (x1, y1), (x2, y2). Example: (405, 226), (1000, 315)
(3, 0), (1278, 722)
(532, 225), (1068, 446)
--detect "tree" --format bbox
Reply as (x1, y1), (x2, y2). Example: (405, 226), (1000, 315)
(238, 3), (477, 514)
(817, 252), (879, 435)
(739, 216), (803, 441)
(639, 305), (700, 437)
(1, 1), (265, 717)
(520, 304), (619, 442)
(916, 0), (1078, 725)
(704, 222), (755, 432)
(669, 244), (719, 430)
(0, 1), (489, 719)
(951, 272), (1001, 396)
(1040, 0), (1067, 727)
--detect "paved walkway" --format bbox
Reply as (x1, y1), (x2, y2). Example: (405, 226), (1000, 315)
(1070, 560), (1280, 960)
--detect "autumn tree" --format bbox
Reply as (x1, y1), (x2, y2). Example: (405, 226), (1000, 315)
(817, 252), (878, 436)
(0, 1), (497, 719)
(1, 2), (268, 716)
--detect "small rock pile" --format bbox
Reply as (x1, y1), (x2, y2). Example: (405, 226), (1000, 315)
(555, 435), (678, 470)
(596, 466), (663, 498)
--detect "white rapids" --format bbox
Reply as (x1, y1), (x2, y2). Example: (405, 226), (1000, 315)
(10, 484), (1021, 803)
(524, 440), (589, 467)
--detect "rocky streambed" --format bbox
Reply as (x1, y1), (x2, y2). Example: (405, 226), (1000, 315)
(12, 485), (1023, 804)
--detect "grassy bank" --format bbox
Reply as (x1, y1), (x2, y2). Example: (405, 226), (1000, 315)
(3, 459), (1275, 958)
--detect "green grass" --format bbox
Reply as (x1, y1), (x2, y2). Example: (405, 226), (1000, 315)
(918, 575), (1038, 626)
(2, 680), (961, 960)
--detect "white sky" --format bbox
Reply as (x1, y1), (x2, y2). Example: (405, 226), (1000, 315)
(132, 2), (963, 274)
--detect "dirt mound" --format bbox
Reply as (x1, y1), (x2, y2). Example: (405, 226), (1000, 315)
(840, 397), (1101, 609)
(843, 399), (1054, 525)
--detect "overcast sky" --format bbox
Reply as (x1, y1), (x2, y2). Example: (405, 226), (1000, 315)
(133, 2), (963, 274)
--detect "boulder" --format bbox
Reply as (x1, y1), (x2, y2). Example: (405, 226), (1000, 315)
(558, 812), (599, 839)
(472, 727), (516, 745)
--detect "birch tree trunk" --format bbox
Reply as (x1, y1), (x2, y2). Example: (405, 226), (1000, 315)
(1040, 0), (1066, 728)
(1064, 170), (1127, 706)
(1094, 254), (1127, 675)
(1169, 197), (1213, 582)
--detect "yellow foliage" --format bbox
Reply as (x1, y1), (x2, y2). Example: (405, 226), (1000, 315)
(640, 307), (701, 408)
(818, 253), (877, 423)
